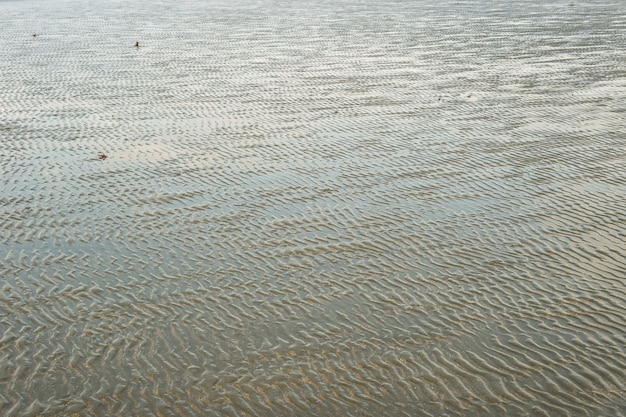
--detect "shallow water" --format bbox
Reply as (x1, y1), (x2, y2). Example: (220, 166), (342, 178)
(1, 0), (625, 415)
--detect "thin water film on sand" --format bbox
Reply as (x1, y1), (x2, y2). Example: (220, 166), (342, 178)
(0, 0), (625, 415)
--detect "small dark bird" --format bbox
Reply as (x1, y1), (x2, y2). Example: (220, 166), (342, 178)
(99, 153), (107, 160)
(32, 33), (37, 37)
(134, 41), (139, 47)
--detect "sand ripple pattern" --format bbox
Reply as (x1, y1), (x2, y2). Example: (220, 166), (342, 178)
(1, 0), (625, 415)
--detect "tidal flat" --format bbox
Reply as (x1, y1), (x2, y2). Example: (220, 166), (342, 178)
(0, 0), (625, 415)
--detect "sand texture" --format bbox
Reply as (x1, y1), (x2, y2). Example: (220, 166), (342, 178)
(1, 0), (625, 415)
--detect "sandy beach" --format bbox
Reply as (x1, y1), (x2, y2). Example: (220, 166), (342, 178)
(0, 0), (625, 415)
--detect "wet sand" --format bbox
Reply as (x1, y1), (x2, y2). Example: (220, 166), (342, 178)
(0, 0), (625, 415)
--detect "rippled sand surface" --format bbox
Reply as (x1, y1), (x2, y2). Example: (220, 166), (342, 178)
(1, 0), (625, 415)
